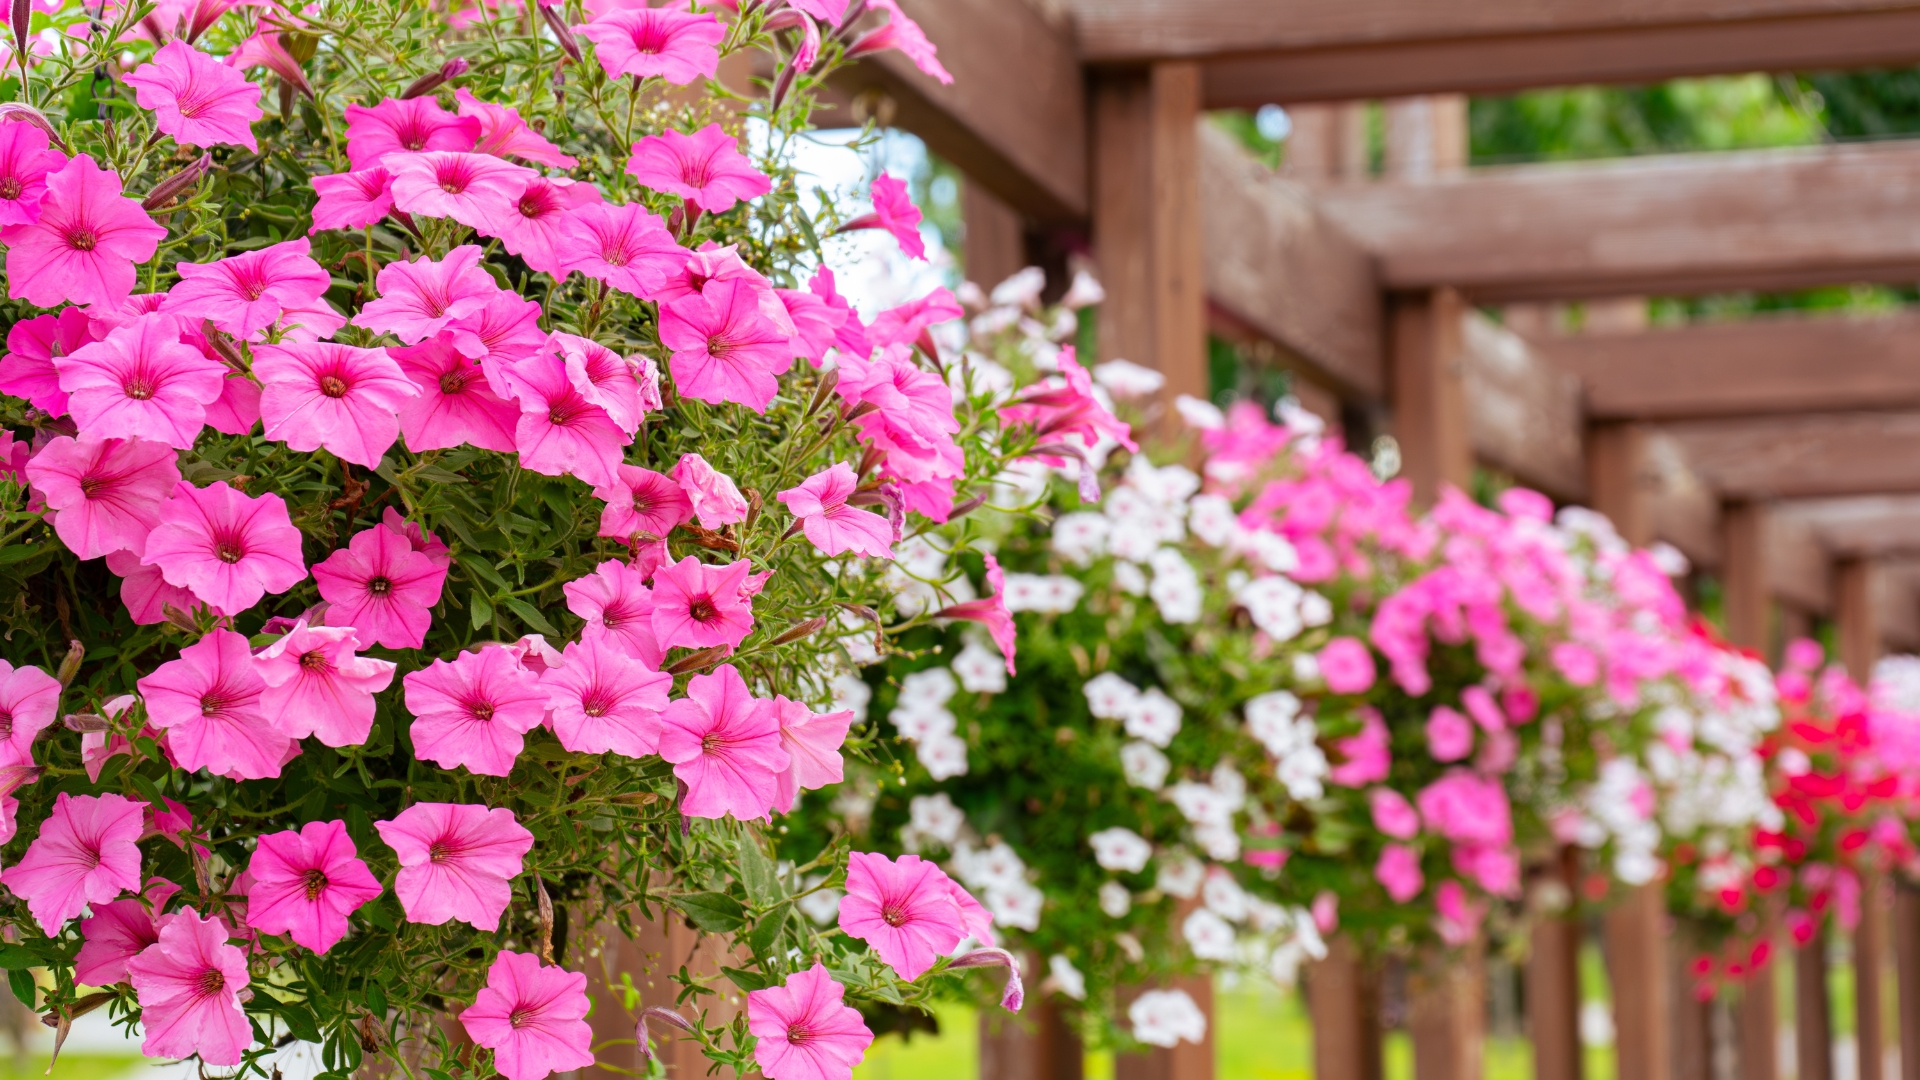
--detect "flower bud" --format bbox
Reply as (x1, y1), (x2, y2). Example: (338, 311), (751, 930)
(141, 153), (211, 211)
(0, 104), (67, 152)
(947, 947), (1025, 1012)
(54, 639), (82, 687)
(541, 4), (583, 63)
(400, 57), (469, 99)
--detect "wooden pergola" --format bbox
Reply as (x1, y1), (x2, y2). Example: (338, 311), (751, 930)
(820, 4), (1920, 1080)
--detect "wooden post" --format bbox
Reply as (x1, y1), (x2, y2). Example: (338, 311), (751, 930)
(961, 180), (1028, 292)
(1389, 287), (1472, 508)
(581, 912), (749, 1080)
(1837, 557), (1881, 683)
(1722, 500), (1772, 655)
(1090, 62), (1207, 404)
(1115, 976), (1214, 1080)
(1280, 102), (1370, 183)
(1586, 421), (1653, 547)
(1527, 851), (1583, 1080)
(1383, 95), (1467, 181)
(982, 995), (1085, 1080)
(1896, 882), (1920, 1080)
(1605, 883), (1671, 1080)
(1671, 937), (1713, 1080)
(1796, 933), (1834, 1080)
(1408, 940), (1485, 1080)
(1857, 873), (1890, 1080)
(1308, 938), (1383, 1080)
(1736, 954), (1778, 1080)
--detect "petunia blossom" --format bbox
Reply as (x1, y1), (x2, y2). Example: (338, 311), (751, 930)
(253, 341), (417, 467)
(24, 435), (179, 559)
(126, 908), (252, 1065)
(141, 481), (307, 615)
(573, 7), (724, 84)
(539, 635), (671, 758)
(0, 306), (94, 415)
(459, 951), (595, 1080)
(124, 40), (263, 151)
(837, 851), (970, 981)
(552, 332), (644, 434)
(391, 333), (521, 453)
(0, 660), (59, 768)
(343, 95), (480, 170)
(138, 629), (291, 779)
(651, 556), (756, 651)
(388, 150), (536, 231)
(354, 245), (501, 344)
(658, 277), (796, 412)
(657, 664), (788, 820)
(672, 452), (747, 528)
(75, 879), (179, 987)
(106, 548), (199, 625)
(487, 349), (628, 488)
(2, 155), (166, 309)
(563, 559), (664, 668)
(770, 697), (854, 815)
(935, 552), (1016, 676)
(809, 266), (871, 360)
(0, 120), (67, 227)
(777, 462), (894, 559)
(254, 620), (398, 747)
(309, 166), (395, 233)
(55, 313), (225, 447)
(837, 174), (924, 259)
(846, 0), (951, 84)
(778, 287), (848, 368)
(624, 123), (771, 214)
(748, 963), (874, 1080)
(160, 237), (331, 338)
(403, 646), (548, 777)
(494, 175), (600, 276)
(374, 802), (534, 930)
(244, 820), (384, 954)
(594, 465), (693, 543)
(312, 520), (449, 649)
(446, 292), (549, 364)
(2, 792), (146, 936)
(558, 201), (687, 300)
(454, 88), (577, 168)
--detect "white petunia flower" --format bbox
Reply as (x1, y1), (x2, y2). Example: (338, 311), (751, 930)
(1047, 954), (1088, 1000)
(1237, 575), (1304, 641)
(1084, 672), (1141, 719)
(1277, 746), (1329, 800)
(1183, 908), (1238, 961)
(1130, 989), (1208, 1048)
(1157, 856), (1205, 899)
(1149, 548), (1203, 624)
(1120, 741), (1172, 789)
(831, 672), (873, 721)
(1202, 868), (1250, 922)
(1089, 827), (1154, 873)
(1113, 560), (1150, 596)
(1188, 494), (1238, 547)
(908, 793), (967, 846)
(892, 706), (956, 743)
(916, 733), (970, 779)
(1093, 360), (1164, 401)
(987, 880), (1043, 931)
(1051, 512), (1111, 567)
(1125, 687), (1184, 747)
(952, 642), (1008, 694)
(1099, 880), (1133, 918)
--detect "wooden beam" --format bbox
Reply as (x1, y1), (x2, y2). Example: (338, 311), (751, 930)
(1774, 496), (1920, 559)
(1407, 943), (1485, 1080)
(1736, 950), (1778, 1080)
(1307, 939), (1383, 1080)
(830, 0), (1086, 223)
(1539, 311), (1920, 421)
(1390, 288), (1473, 508)
(1646, 432), (1723, 572)
(1898, 882), (1920, 1080)
(962, 181), (1029, 291)
(1588, 423), (1652, 546)
(1198, 123), (1383, 399)
(981, 993), (1084, 1080)
(1838, 557), (1882, 683)
(1527, 853), (1583, 1080)
(1796, 937), (1834, 1080)
(1855, 874), (1890, 1080)
(1458, 309), (1586, 501)
(1314, 142), (1920, 301)
(1606, 883), (1672, 1080)
(1654, 412), (1920, 501)
(1723, 501), (1771, 653)
(1115, 977), (1214, 1080)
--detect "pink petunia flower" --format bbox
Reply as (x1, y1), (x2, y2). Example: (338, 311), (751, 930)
(446, 292), (549, 364)
(309, 166), (395, 233)
(54, 314), (226, 448)
(1369, 788), (1421, 840)
(0, 306), (94, 415)
(312, 520), (448, 648)
(382, 506), (451, 568)
(0, 120), (67, 227)
(124, 40), (263, 150)
(138, 629), (291, 779)
(161, 237), (332, 338)
(808, 267), (872, 360)
(252, 341), (417, 467)
(837, 851), (970, 981)
(454, 88), (577, 169)
(1319, 637), (1377, 694)
(671, 452), (747, 528)
(788, 0), (849, 25)
(558, 201), (687, 300)
(126, 909), (252, 1065)
(658, 278), (796, 412)
(625, 123), (771, 214)
(777, 462), (893, 559)
(492, 175), (600, 277)
(593, 464), (693, 543)
(846, 0), (951, 84)
(1426, 705), (1474, 763)
(748, 962), (875, 1080)
(459, 951), (595, 1080)
(388, 150), (536, 232)
(141, 481), (307, 615)
(539, 635), (671, 758)
(343, 95), (480, 170)
(770, 697), (853, 815)
(1, 155), (165, 309)
(574, 7), (724, 84)
(487, 349), (628, 488)
(552, 331), (644, 434)
(866, 287), (963, 352)
(354, 245), (502, 344)
(651, 556), (756, 651)
(563, 559), (664, 668)
(1375, 844), (1424, 903)
(244, 820), (383, 954)
(838, 174), (924, 259)
(778, 287), (849, 368)
(392, 332), (521, 453)
(2, 792), (146, 936)
(106, 548), (200, 624)
(25, 435), (179, 559)
(657, 664), (787, 820)
(75, 879), (179, 987)
(0, 660), (59, 768)
(403, 645), (548, 777)
(374, 802), (534, 930)
(935, 552), (1016, 676)
(254, 620), (397, 747)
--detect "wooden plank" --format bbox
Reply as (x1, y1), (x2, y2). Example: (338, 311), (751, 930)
(1198, 124), (1383, 398)
(1458, 309), (1586, 501)
(829, 0), (1086, 222)
(1314, 142), (1920, 302)
(1654, 413), (1920, 501)
(1856, 873), (1890, 1080)
(1527, 852), (1583, 1080)
(1115, 977), (1214, 1080)
(1307, 938), (1383, 1080)
(962, 181), (1029, 291)
(1606, 884), (1673, 1080)
(1093, 72), (1155, 378)
(1539, 311), (1920, 421)
(1878, 560), (1920, 652)
(1897, 882), (1920, 1080)
(1839, 557), (1882, 683)
(1408, 942), (1485, 1080)
(1390, 288), (1473, 508)
(1736, 942), (1779, 1080)
(980, 993), (1085, 1080)
(1151, 64), (1207, 404)
(1797, 937), (1835, 1080)
(1722, 501), (1771, 654)
(1588, 423), (1652, 547)
(1645, 432), (1723, 572)
(1776, 496), (1920, 558)
(1769, 507), (1838, 620)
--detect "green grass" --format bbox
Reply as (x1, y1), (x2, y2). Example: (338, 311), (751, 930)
(0, 1056), (140, 1080)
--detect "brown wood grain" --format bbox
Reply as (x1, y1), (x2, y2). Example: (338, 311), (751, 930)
(1459, 309), (1586, 500)
(1896, 884), (1920, 1080)
(1655, 412), (1920, 500)
(1605, 884), (1673, 1080)
(1722, 501), (1772, 651)
(1797, 937), (1835, 1080)
(980, 992), (1085, 1080)
(1407, 941), (1486, 1080)
(962, 182), (1029, 293)
(1306, 938), (1383, 1080)
(1527, 852), (1583, 1080)
(1389, 289), (1473, 509)
(1150, 64), (1208, 404)
(1776, 495), (1920, 558)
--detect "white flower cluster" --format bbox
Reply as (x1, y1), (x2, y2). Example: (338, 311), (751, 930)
(1129, 988), (1207, 1048)
(1874, 654), (1920, 715)
(1168, 762), (1249, 861)
(1084, 672), (1184, 747)
(952, 839), (1045, 932)
(1050, 457), (1221, 624)
(1002, 572), (1085, 614)
(1244, 691), (1329, 800)
(890, 667), (970, 780)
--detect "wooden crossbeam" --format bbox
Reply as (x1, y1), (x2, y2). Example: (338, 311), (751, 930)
(1313, 142), (1920, 301)
(1057, 0), (1920, 104)
(1774, 496), (1920, 559)
(1655, 412), (1920, 500)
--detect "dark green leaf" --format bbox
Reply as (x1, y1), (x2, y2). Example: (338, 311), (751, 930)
(672, 892), (745, 933)
(6, 969), (34, 1009)
(501, 598), (559, 636)
(720, 966), (773, 993)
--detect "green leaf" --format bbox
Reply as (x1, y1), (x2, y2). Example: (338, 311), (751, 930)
(367, 982), (388, 1018)
(0, 945), (42, 970)
(461, 557), (511, 593)
(501, 598), (559, 636)
(0, 543), (47, 565)
(745, 905), (788, 959)
(6, 969), (34, 1010)
(720, 966), (773, 993)
(278, 1002), (323, 1043)
(737, 837), (779, 906)
(470, 590), (494, 631)
(672, 892), (745, 933)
